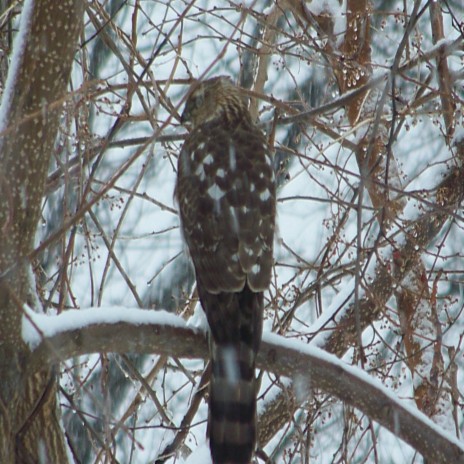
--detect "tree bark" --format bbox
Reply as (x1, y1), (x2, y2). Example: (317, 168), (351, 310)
(0, 1), (84, 462)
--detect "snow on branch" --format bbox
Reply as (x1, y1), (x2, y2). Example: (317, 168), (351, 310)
(263, 333), (464, 464)
(22, 305), (204, 363)
(0, 0), (34, 135)
(23, 306), (464, 464)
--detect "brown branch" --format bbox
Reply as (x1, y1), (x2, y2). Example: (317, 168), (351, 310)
(155, 366), (210, 463)
(429, 0), (456, 141)
(248, 5), (283, 120)
(276, 37), (463, 126)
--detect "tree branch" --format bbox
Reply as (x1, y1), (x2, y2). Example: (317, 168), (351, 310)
(24, 307), (464, 464)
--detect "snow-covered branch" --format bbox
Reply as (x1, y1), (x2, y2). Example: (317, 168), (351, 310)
(23, 306), (206, 367)
(23, 306), (464, 464)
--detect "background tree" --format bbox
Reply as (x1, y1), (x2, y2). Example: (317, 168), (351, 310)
(1, 1), (463, 463)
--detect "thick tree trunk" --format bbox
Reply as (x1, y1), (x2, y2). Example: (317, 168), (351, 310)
(0, 1), (84, 462)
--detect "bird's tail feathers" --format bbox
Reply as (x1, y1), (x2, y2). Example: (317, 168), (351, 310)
(208, 341), (257, 464)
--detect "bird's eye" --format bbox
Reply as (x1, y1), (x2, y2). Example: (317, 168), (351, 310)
(191, 93), (204, 108)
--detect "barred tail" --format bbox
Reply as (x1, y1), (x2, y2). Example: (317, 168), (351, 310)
(209, 341), (257, 464)
(197, 283), (263, 464)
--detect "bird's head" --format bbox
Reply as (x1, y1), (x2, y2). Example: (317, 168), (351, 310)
(180, 76), (248, 128)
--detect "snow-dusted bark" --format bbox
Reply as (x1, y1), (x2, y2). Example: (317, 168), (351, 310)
(0, 1), (84, 461)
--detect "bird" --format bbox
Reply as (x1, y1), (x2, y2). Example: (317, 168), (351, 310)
(175, 76), (276, 464)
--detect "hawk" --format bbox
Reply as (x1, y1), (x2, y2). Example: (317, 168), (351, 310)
(176, 76), (276, 464)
